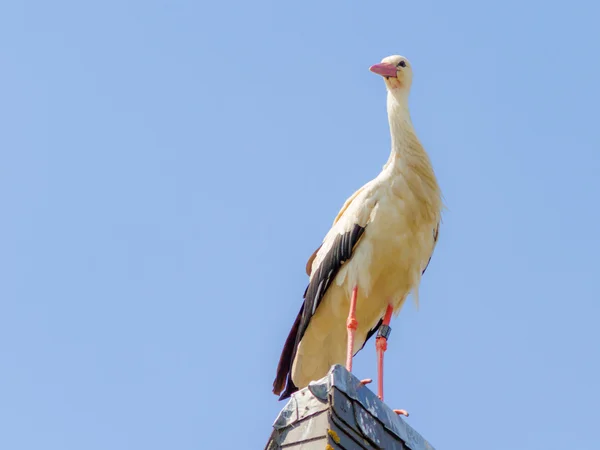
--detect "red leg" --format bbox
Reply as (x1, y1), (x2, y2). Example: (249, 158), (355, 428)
(346, 286), (359, 372)
(376, 304), (393, 400)
(376, 304), (408, 416)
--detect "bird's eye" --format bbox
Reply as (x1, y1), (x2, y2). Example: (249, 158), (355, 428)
(397, 61), (406, 68)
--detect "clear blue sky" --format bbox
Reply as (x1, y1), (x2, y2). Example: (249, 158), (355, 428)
(1, 1), (599, 449)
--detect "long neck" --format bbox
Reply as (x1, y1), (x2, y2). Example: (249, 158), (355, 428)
(384, 91), (420, 169)
(383, 91), (442, 227)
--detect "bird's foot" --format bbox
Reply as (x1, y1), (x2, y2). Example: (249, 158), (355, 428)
(362, 380), (409, 416)
(393, 409), (409, 417)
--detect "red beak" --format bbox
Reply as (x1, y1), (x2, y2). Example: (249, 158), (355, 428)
(369, 62), (398, 78)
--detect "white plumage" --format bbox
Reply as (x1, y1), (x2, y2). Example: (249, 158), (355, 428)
(274, 55), (443, 400)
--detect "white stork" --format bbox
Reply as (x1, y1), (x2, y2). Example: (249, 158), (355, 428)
(273, 55), (443, 411)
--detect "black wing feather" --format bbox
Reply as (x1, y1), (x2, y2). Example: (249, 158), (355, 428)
(421, 223), (440, 275)
(273, 224), (365, 399)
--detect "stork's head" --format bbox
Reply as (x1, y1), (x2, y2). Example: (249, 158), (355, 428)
(369, 55), (413, 93)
